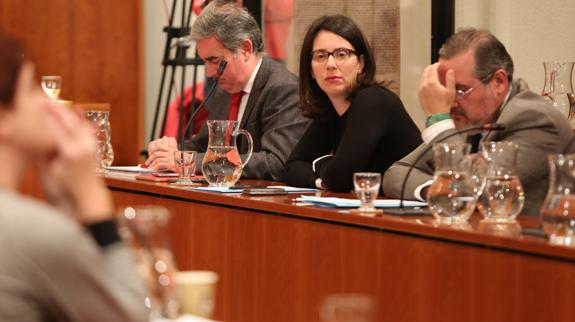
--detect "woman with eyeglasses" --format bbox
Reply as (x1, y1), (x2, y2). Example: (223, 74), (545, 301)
(283, 15), (421, 192)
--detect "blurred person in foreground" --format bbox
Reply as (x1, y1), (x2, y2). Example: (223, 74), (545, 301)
(0, 34), (147, 321)
(146, 0), (309, 181)
(382, 28), (575, 215)
(283, 15), (421, 192)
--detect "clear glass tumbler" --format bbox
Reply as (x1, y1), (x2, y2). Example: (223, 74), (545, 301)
(353, 172), (381, 214)
(173, 150), (197, 185)
(41, 75), (62, 100)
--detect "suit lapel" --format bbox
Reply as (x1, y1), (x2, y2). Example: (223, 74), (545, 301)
(239, 57), (269, 129)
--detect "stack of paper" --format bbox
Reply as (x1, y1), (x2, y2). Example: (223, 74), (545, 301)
(296, 196), (427, 208)
(191, 186), (318, 193)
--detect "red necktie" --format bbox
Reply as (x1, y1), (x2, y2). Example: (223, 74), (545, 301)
(228, 91), (245, 121)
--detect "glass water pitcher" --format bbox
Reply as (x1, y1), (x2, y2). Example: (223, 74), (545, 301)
(201, 120), (253, 187)
(540, 153), (575, 246)
(542, 61), (575, 121)
(427, 142), (479, 223)
(86, 109), (114, 172)
(477, 141), (525, 222)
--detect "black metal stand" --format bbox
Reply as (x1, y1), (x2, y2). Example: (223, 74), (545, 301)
(148, 0), (204, 150)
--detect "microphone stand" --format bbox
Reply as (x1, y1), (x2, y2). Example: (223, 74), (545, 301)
(147, 0), (205, 156)
(385, 123), (505, 216)
(178, 60), (227, 151)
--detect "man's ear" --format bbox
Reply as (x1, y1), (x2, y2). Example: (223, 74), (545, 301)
(491, 68), (509, 96)
(239, 38), (254, 59)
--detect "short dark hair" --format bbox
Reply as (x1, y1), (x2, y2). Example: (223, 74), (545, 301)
(439, 27), (514, 83)
(299, 15), (379, 118)
(0, 33), (25, 107)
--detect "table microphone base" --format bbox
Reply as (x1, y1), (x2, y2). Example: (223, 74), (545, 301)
(384, 207), (432, 216)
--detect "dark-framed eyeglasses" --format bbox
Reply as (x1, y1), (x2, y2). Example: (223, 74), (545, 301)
(311, 48), (357, 64)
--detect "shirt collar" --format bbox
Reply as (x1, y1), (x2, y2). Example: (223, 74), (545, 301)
(242, 57), (263, 95)
(498, 83), (513, 113)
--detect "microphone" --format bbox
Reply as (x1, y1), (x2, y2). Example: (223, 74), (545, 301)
(385, 123), (506, 216)
(178, 59), (228, 151)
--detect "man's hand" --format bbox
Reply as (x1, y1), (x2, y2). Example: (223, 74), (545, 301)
(145, 136), (178, 171)
(418, 63), (456, 116)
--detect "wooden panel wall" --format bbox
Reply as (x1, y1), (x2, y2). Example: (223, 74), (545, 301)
(0, 0), (143, 165)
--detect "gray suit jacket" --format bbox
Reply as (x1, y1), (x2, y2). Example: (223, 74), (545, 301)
(185, 56), (310, 181)
(383, 79), (575, 216)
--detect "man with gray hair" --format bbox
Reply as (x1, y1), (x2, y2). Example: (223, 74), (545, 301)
(146, 0), (309, 181)
(383, 28), (574, 216)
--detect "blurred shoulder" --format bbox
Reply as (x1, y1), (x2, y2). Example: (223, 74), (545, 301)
(0, 190), (92, 260)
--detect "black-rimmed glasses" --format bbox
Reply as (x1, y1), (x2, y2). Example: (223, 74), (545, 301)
(312, 48), (357, 64)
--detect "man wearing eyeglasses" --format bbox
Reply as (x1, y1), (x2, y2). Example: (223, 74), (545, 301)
(146, 0), (309, 181)
(383, 28), (574, 216)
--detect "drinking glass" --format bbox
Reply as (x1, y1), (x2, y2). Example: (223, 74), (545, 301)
(174, 151), (197, 185)
(41, 75), (62, 100)
(353, 172), (381, 214)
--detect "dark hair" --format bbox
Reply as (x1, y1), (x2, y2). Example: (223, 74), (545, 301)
(299, 15), (379, 118)
(439, 27), (514, 83)
(0, 33), (25, 107)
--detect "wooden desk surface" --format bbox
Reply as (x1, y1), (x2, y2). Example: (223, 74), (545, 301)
(106, 176), (575, 322)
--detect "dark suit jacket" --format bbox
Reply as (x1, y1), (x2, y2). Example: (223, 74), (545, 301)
(185, 56), (310, 181)
(383, 79), (575, 216)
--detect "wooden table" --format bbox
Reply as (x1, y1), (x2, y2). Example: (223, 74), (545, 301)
(106, 176), (575, 322)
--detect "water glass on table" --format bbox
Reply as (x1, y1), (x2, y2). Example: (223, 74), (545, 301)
(41, 75), (62, 100)
(353, 172), (382, 214)
(174, 151), (197, 185)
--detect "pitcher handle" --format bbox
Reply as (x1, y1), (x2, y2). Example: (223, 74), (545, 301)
(235, 129), (253, 169)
